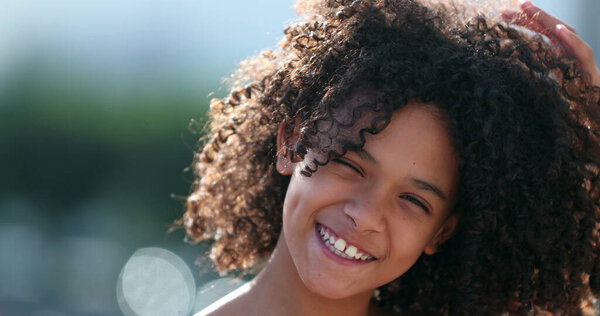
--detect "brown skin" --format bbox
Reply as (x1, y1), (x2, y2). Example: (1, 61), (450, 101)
(278, 102), (459, 301)
(196, 101), (459, 316)
(195, 235), (394, 316)
(502, 0), (600, 86)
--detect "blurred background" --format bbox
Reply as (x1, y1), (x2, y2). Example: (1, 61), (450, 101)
(0, 0), (598, 315)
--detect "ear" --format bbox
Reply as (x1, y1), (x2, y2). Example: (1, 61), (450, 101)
(276, 122), (297, 175)
(423, 215), (458, 255)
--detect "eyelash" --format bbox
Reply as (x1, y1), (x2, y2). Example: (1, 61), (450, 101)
(332, 159), (364, 177)
(401, 195), (430, 213)
(333, 159), (430, 213)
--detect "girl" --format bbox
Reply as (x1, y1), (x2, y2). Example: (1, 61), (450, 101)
(183, 0), (600, 314)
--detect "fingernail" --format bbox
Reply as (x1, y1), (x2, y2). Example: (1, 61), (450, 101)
(519, 0), (532, 7)
(555, 24), (569, 35)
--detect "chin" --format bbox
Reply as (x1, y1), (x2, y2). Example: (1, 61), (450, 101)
(300, 273), (373, 300)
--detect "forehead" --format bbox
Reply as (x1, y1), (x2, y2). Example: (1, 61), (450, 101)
(302, 90), (457, 175)
(370, 101), (456, 160)
(308, 88), (450, 148)
(363, 101), (460, 205)
(305, 90), (389, 151)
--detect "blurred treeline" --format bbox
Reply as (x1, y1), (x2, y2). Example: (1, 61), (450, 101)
(0, 1), (294, 314)
(0, 56), (212, 315)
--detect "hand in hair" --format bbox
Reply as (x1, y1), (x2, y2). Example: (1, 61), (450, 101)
(502, 0), (600, 87)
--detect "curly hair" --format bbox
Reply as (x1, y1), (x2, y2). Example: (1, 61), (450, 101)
(182, 0), (600, 314)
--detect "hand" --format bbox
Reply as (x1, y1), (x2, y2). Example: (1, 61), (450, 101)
(502, 0), (600, 87)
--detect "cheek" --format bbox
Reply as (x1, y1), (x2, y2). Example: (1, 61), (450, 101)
(281, 185), (302, 240)
(281, 175), (320, 235)
(282, 183), (300, 218)
(386, 218), (435, 263)
(283, 170), (351, 218)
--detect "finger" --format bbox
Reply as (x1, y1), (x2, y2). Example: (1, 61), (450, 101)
(555, 24), (595, 66)
(555, 24), (600, 86)
(520, 0), (577, 34)
(502, 9), (560, 43)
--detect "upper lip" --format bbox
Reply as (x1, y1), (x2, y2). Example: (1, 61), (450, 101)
(318, 223), (378, 259)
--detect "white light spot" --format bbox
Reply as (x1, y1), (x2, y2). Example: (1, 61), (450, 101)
(117, 247), (195, 316)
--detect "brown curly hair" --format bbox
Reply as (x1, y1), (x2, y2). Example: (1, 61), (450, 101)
(182, 0), (600, 314)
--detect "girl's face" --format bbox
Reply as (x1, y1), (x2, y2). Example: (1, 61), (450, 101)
(277, 100), (460, 299)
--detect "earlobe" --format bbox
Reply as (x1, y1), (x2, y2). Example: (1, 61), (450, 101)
(424, 215), (458, 255)
(276, 122), (297, 175)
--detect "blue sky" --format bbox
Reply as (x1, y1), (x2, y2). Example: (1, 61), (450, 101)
(0, 1), (295, 85)
(0, 0), (597, 98)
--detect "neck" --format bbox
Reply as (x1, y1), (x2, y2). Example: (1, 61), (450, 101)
(246, 234), (375, 316)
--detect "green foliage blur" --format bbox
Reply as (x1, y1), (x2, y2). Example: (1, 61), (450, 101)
(0, 56), (219, 315)
(0, 0), (296, 313)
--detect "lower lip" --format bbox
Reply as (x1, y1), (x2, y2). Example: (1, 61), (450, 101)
(314, 224), (373, 266)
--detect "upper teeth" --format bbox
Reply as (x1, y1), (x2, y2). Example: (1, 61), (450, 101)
(334, 238), (346, 251)
(319, 225), (373, 261)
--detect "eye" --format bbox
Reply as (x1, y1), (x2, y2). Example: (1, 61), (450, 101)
(332, 158), (364, 177)
(400, 195), (430, 213)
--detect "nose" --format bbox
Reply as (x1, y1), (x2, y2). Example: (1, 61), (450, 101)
(343, 190), (387, 233)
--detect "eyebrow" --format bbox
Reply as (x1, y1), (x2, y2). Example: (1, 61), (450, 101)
(410, 178), (447, 201)
(350, 149), (448, 200)
(352, 149), (378, 165)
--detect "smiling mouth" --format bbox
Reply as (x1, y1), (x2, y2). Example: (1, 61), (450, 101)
(316, 224), (376, 261)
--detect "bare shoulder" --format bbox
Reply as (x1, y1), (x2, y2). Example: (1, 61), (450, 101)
(194, 282), (252, 316)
